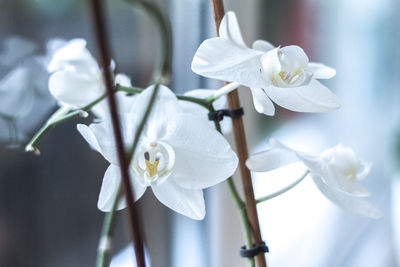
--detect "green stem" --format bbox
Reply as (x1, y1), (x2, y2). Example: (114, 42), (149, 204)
(25, 105), (72, 154)
(211, 105), (254, 267)
(118, 85), (210, 108)
(24, 85), (209, 154)
(96, 184), (122, 267)
(125, 0), (172, 83)
(256, 170), (310, 204)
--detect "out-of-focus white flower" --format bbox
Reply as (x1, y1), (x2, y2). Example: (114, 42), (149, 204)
(246, 139), (381, 218)
(192, 11), (340, 116)
(77, 85), (238, 220)
(47, 38), (106, 108)
(0, 37), (57, 143)
(0, 36), (37, 68)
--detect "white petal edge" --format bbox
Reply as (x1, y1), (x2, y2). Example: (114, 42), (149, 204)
(151, 180), (205, 220)
(182, 89), (231, 133)
(246, 139), (299, 172)
(192, 37), (267, 89)
(279, 45), (309, 72)
(77, 124), (102, 152)
(264, 79), (341, 113)
(306, 62), (336, 79)
(249, 88), (275, 116)
(47, 39), (97, 73)
(311, 174), (382, 219)
(98, 164), (147, 212)
(166, 113), (238, 189)
(49, 69), (104, 107)
(219, 11), (247, 48)
(136, 85), (181, 141)
(77, 123), (119, 165)
(252, 40), (275, 52)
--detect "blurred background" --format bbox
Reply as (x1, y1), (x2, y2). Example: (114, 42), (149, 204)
(0, 0), (399, 266)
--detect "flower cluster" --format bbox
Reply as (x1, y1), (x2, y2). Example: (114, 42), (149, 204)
(24, 11), (380, 221)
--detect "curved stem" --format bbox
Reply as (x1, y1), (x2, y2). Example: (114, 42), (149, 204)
(125, 0), (172, 83)
(96, 184), (122, 267)
(24, 92), (107, 153)
(24, 85), (210, 154)
(117, 85), (210, 108)
(256, 170), (310, 204)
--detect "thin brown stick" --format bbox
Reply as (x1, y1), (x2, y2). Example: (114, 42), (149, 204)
(88, 1), (146, 266)
(209, 1), (267, 266)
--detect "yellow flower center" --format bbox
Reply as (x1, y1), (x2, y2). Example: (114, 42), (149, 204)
(133, 141), (175, 185)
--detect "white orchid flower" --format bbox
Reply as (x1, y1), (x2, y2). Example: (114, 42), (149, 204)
(77, 85), (238, 220)
(192, 11), (340, 116)
(47, 38), (109, 108)
(246, 139), (381, 218)
(0, 37), (57, 143)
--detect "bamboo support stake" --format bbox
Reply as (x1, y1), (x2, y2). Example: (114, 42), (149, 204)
(88, 1), (146, 266)
(209, 1), (267, 266)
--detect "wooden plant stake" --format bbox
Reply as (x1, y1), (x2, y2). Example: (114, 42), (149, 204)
(210, 1), (267, 266)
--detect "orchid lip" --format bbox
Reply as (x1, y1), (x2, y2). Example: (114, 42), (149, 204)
(133, 140), (175, 186)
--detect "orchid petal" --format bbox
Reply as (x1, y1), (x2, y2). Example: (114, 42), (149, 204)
(219, 11), (247, 48)
(260, 47), (282, 77)
(311, 174), (382, 219)
(130, 85), (180, 141)
(357, 160), (373, 180)
(279, 45), (309, 72)
(167, 113), (238, 189)
(297, 152), (370, 196)
(98, 164), (146, 212)
(91, 74), (134, 119)
(192, 37), (267, 89)
(0, 37), (37, 67)
(77, 123), (120, 166)
(49, 69), (104, 107)
(182, 89), (231, 133)
(77, 115), (141, 165)
(249, 88), (275, 116)
(77, 124), (102, 152)
(47, 39), (98, 74)
(151, 180), (205, 220)
(252, 40), (275, 52)
(306, 62), (336, 79)
(246, 139), (299, 172)
(0, 67), (33, 117)
(264, 79), (341, 112)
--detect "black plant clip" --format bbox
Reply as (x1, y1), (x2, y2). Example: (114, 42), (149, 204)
(208, 107), (244, 122)
(239, 241), (269, 258)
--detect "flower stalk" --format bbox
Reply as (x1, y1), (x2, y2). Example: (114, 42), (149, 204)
(256, 170), (309, 204)
(24, 85), (212, 153)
